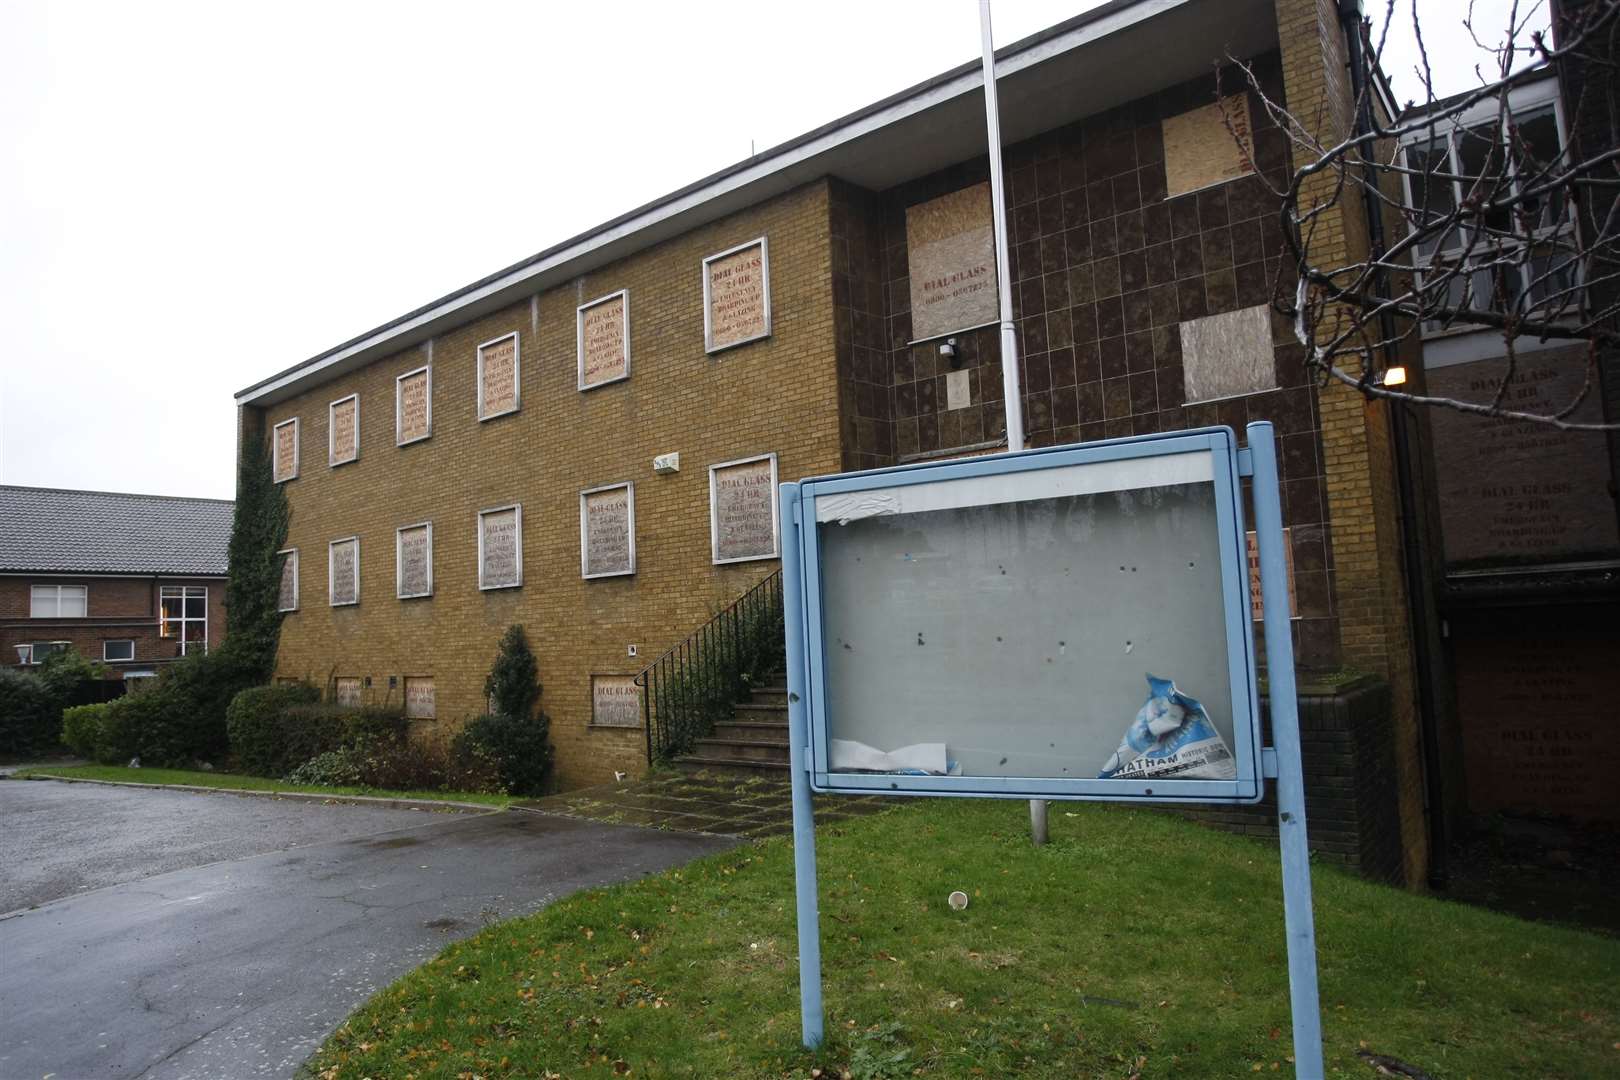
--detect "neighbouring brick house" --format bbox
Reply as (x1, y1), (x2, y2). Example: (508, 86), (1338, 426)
(235, 0), (1454, 884)
(0, 486), (232, 682)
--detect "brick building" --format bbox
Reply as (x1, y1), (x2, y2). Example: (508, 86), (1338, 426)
(235, 0), (1443, 882)
(0, 486), (232, 681)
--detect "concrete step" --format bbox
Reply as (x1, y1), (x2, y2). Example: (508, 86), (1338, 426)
(733, 701), (788, 720)
(712, 719), (789, 743)
(746, 684), (788, 705)
(673, 755), (789, 777)
(689, 737), (791, 764)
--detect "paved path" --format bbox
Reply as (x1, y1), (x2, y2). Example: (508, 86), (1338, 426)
(0, 781), (733, 1079)
(517, 769), (892, 836)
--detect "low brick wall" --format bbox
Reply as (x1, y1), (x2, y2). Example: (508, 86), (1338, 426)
(1172, 677), (1405, 885)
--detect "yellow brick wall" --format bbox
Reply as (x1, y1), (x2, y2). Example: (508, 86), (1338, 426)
(249, 180), (840, 790)
(1274, 0), (1429, 885)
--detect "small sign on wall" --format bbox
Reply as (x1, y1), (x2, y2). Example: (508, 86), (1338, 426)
(1247, 528), (1297, 621)
(710, 453), (780, 564)
(1181, 305), (1277, 403)
(704, 238), (771, 353)
(592, 674), (642, 728)
(578, 290), (630, 390)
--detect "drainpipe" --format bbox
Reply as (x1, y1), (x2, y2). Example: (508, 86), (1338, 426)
(1338, 0), (1450, 886)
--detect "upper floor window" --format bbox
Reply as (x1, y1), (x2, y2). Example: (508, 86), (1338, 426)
(1401, 80), (1578, 336)
(31, 584), (86, 618)
(160, 585), (208, 655)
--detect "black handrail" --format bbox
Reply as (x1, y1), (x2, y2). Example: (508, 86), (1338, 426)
(637, 569), (784, 763)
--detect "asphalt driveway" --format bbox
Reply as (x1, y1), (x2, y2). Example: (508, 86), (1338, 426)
(0, 780), (734, 1079)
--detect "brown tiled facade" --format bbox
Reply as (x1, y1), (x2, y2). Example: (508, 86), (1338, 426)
(0, 575), (228, 672)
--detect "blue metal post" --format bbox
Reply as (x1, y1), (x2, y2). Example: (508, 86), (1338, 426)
(1247, 421), (1326, 1080)
(779, 482), (825, 1049)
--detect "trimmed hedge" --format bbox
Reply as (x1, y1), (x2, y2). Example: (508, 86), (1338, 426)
(225, 683), (322, 776)
(0, 669), (56, 756)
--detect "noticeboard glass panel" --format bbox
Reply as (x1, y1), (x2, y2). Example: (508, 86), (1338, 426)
(793, 429), (1261, 802)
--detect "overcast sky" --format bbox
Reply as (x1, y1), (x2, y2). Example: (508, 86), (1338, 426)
(0, 1), (1543, 500)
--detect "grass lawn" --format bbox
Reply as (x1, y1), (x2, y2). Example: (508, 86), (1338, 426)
(307, 799), (1618, 1079)
(15, 763), (514, 807)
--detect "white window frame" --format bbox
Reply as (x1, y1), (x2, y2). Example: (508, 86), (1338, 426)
(579, 481), (637, 579)
(708, 451), (782, 565)
(159, 585), (209, 656)
(328, 536), (360, 607)
(476, 331), (522, 421)
(702, 236), (772, 354)
(272, 417), (300, 482)
(328, 392), (360, 467)
(1399, 79), (1577, 343)
(30, 584), (87, 618)
(277, 548), (299, 612)
(395, 520), (434, 599)
(477, 504), (524, 590)
(103, 639), (135, 662)
(576, 289), (632, 391)
(395, 363), (433, 445)
(21, 641), (71, 665)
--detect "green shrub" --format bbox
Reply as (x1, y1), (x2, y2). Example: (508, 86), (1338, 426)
(287, 734), (503, 794)
(0, 668), (56, 755)
(89, 691), (157, 765)
(61, 702), (110, 758)
(38, 647), (112, 705)
(485, 626), (542, 720)
(453, 713), (552, 796)
(225, 683), (322, 776)
(141, 649), (252, 765)
(342, 706), (408, 746)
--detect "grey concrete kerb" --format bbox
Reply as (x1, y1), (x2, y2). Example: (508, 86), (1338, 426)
(12, 772), (499, 814)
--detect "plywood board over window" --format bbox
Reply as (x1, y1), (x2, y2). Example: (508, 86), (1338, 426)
(1180, 304), (1277, 403)
(580, 482), (635, 578)
(277, 548), (299, 612)
(396, 365), (432, 445)
(328, 393), (359, 466)
(577, 290), (630, 390)
(272, 418), (300, 482)
(1163, 93), (1255, 198)
(329, 536), (360, 606)
(703, 238), (771, 353)
(405, 676), (435, 720)
(591, 674), (642, 728)
(477, 333), (520, 420)
(396, 522), (433, 599)
(905, 183), (998, 341)
(478, 505), (522, 590)
(709, 453), (780, 564)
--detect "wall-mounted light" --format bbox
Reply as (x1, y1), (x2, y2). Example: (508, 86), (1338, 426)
(1377, 366), (1407, 387)
(939, 337), (960, 369)
(653, 452), (680, 474)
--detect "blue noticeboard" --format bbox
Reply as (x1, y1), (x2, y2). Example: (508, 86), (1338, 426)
(788, 425), (1263, 804)
(778, 422), (1326, 1079)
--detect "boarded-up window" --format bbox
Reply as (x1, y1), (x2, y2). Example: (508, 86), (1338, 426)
(905, 183), (998, 341)
(1163, 94), (1254, 198)
(405, 677), (435, 720)
(1180, 305), (1276, 403)
(273, 418), (299, 483)
(328, 394), (359, 466)
(335, 677), (362, 706)
(277, 549), (298, 612)
(591, 675), (642, 728)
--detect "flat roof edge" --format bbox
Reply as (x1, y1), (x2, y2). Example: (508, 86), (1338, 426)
(235, 0), (1185, 406)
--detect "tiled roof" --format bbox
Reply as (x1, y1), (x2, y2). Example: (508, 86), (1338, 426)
(0, 486), (233, 576)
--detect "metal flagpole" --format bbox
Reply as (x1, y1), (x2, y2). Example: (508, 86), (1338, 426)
(979, 0), (1045, 845)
